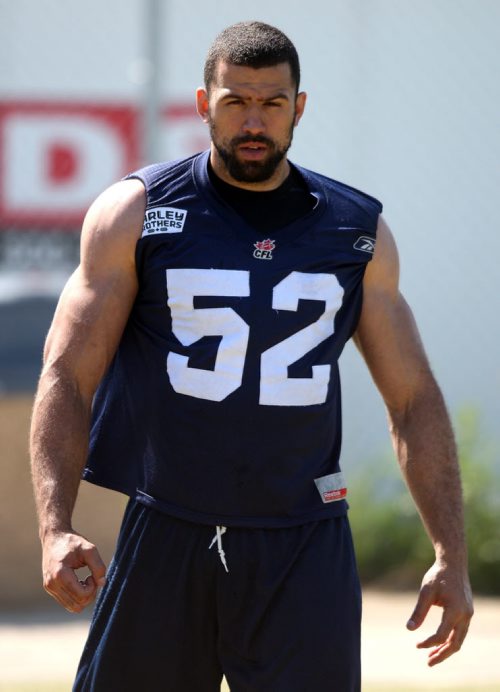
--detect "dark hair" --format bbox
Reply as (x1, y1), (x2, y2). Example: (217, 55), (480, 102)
(204, 21), (300, 93)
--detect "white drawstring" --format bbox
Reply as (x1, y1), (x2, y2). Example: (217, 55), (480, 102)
(208, 525), (229, 572)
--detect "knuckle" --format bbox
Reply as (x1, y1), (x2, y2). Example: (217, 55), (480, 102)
(79, 538), (97, 553)
(79, 542), (94, 555)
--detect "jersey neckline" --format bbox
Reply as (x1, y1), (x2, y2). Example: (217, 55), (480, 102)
(192, 150), (327, 245)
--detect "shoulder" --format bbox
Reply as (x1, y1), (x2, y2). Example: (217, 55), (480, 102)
(363, 216), (400, 296)
(80, 178), (147, 273)
(86, 177), (146, 226)
(293, 163), (383, 218)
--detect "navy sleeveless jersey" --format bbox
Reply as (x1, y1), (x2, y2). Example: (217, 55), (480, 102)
(83, 150), (382, 528)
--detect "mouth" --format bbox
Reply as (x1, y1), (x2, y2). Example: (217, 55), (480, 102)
(238, 142), (268, 160)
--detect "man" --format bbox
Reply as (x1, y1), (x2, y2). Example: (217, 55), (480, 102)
(31, 20), (473, 692)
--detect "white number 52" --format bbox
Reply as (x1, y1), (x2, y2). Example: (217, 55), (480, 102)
(166, 268), (344, 406)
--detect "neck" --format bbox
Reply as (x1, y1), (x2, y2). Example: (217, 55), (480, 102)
(209, 145), (290, 192)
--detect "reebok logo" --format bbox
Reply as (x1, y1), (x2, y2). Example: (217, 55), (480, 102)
(142, 206), (187, 236)
(353, 236), (375, 254)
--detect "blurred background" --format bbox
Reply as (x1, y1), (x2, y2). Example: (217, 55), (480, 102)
(0, 0), (499, 651)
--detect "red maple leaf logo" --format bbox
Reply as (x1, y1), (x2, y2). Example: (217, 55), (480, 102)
(254, 238), (275, 252)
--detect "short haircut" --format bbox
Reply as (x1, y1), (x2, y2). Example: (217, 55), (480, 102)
(204, 21), (301, 93)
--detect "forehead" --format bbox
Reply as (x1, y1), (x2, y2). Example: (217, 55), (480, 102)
(211, 60), (295, 96)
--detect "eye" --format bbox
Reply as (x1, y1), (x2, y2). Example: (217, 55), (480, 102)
(264, 101), (283, 108)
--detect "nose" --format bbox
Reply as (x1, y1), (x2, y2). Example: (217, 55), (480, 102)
(242, 105), (265, 135)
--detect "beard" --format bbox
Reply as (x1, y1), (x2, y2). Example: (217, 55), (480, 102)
(209, 118), (295, 183)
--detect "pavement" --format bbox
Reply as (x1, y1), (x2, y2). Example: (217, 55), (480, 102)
(1, 591), (499, 690)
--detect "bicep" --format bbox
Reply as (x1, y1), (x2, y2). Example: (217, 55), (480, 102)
(41, 179), (145, 402)
(354, 291), (433, 414)
(42, 265), (137, 400)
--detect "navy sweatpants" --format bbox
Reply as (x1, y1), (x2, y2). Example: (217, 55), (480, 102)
(74, 500), (361, 691)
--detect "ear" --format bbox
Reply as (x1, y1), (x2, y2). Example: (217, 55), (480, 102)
(196, 87), (210, 123)
(294, 91), (307, 126)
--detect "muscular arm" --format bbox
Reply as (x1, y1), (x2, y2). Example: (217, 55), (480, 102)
(30, 179), (145, 612)
(354, 217), (473, 665)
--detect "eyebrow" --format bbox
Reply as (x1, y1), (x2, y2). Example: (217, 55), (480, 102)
(221, 90), (291, 102)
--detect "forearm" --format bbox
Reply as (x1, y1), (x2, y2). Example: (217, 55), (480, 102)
(30, 369), (92, 539)
(388, 379), (467, 570)
(358, 221), (473, 661)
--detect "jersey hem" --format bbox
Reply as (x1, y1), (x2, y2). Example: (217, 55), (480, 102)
(82, 470), (349, 527)
(82, 468), (133, 498)
(135, 490), (348, 528)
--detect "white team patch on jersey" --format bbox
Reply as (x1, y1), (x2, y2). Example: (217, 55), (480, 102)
(314, 472), (347, 503)
(142, 206), (187, 236)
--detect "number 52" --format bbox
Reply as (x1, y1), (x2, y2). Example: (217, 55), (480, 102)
(166, 268), (344, 407)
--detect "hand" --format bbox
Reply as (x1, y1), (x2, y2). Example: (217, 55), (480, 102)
(41, 530), (107, 613)
(406, 561), (473, 666)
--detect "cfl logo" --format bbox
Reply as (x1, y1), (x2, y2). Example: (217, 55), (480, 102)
(253, 238), (276, 260)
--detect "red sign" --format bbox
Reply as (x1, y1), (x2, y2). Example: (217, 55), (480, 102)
(0, 100), (210, 230)
(0, 102), (140, 228)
